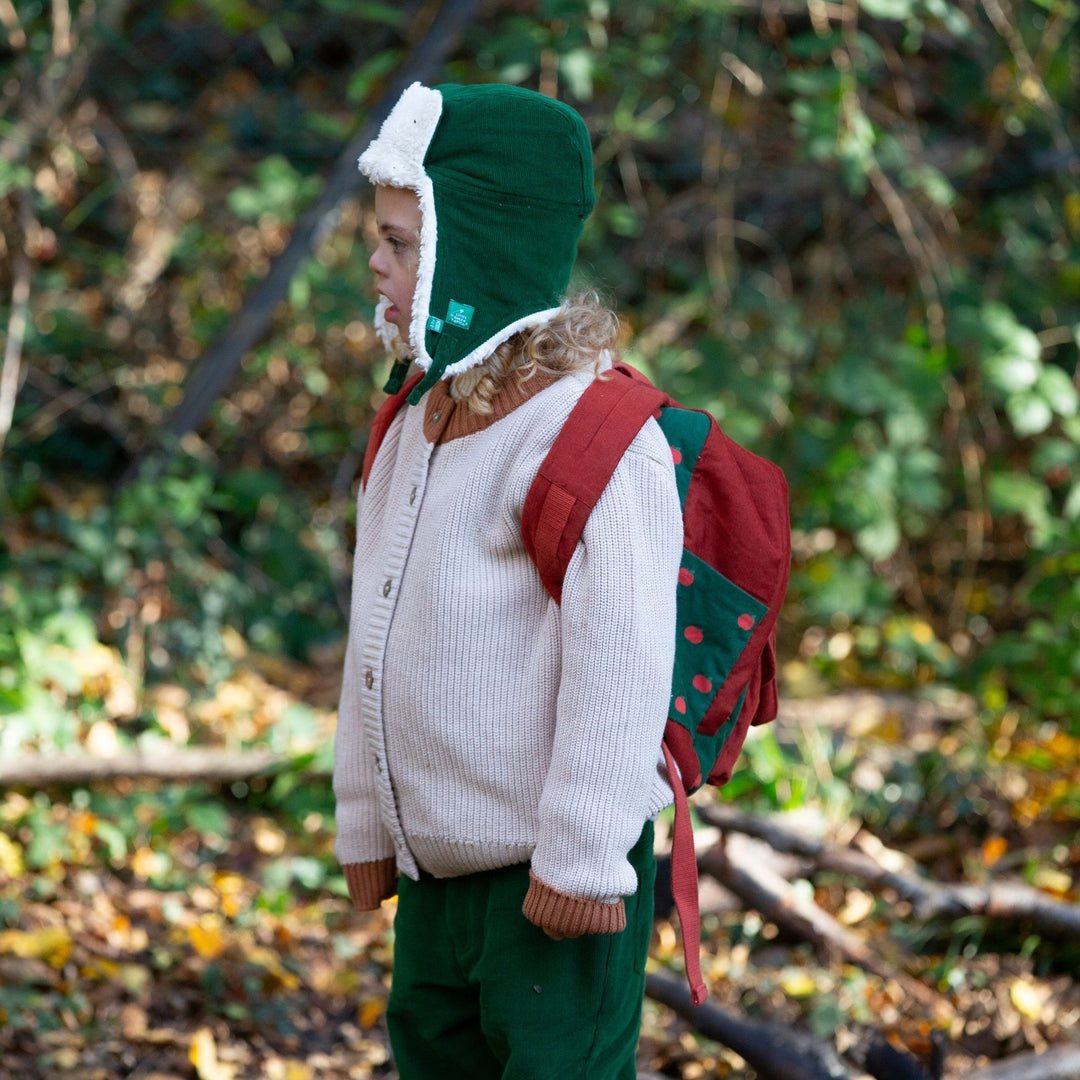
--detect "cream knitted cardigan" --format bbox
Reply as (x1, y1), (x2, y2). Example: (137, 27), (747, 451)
(333, 371), (681, 931)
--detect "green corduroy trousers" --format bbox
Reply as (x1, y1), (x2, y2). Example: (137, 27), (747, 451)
(386, 821), (655, 1080)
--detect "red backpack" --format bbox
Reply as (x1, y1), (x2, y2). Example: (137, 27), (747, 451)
(362, 363), (791, 1006)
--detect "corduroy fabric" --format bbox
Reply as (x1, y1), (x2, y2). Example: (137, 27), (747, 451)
(386, 821), (654, 1080)
(332, 373), (681, 914)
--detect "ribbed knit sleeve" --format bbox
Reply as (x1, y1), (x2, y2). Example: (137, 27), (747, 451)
(522, 871), (625, 938)
(529, 423), (681, 908)
(343, 858), (398, 910)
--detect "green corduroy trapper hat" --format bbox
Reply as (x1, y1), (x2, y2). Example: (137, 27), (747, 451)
(358, 82), (596, 404)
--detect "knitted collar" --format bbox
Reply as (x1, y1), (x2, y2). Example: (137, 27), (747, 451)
(358, 82), (595, 405)
(422, 371), (558, 445)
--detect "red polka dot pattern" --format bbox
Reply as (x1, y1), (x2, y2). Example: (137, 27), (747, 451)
(684, 626), (704, 644)
(737, 614), (755, 631)
(674, 696), (687, 714)
(692, 675), (712, 693)
(678, 568), (694, 586)
(671, 448), (683, 464)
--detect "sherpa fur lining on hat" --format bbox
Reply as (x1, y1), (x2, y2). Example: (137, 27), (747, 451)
(359, 82), (569, 384)
(358, 82), (442, 372)
(438, 306), (563, 379)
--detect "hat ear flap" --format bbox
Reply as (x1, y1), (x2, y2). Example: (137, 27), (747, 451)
(358, 82), (443, 372)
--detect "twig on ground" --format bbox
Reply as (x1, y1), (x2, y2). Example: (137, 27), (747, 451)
(960, 1042), (1080, 1080)
(645, 971), (858, 1080)
(697, 804), (1080, 939)
(697, 834), (937, 1007)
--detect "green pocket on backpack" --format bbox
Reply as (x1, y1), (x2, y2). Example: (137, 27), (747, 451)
(669, 549), (769, 734)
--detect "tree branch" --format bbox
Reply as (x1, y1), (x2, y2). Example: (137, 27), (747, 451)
(0, 187), (33, 458)
(150, 0), (483, 454)
(0, 749), (295, 788)
(697, 804), (1080, 940)
(645, 971), (859, 1080)
(961, 1043), (1080, 1080)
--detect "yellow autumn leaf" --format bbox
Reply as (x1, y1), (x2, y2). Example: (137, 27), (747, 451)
(981, 836), (1008, 867)
(1065, 192), (1080, 239)
(780, 969), (818, 998)
(654, 920), (678, 961)
(189, 1028), (237, 1080)
(0, 833), (25, 878)
(836, 888), (874, 926)
(358, 998), (384, 1029)
(188, 917), (226, 960)
(80, 957), (120, 980)
(245, 945), (300, 990)
(1031, 866), (1072, 896)
(213, 871), (247, 918)
(1010, 978), (1046, 1021)
(0, 927), (73, 968)
(130, 846), (167, 880)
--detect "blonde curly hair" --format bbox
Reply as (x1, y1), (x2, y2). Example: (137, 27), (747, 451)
(448, 291), (619, 415)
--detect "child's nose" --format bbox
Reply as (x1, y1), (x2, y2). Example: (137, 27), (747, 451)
(368, 247), (385, 278)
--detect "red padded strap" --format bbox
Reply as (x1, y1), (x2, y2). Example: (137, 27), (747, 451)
(662, 741), (708, 1007)
(361, 371), (425, 490)
(521, 370), (667, 603)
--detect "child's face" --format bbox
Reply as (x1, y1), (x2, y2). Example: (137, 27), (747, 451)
(370, 185), (422, 336)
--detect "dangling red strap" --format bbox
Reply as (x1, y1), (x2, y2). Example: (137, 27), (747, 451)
(662, 742), (708, 1006)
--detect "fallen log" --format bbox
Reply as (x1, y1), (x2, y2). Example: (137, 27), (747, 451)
(960, 1043), (1080, 1080)
(697, 835), (893, 979)
(696, 804), (1080, 940)
(644, 971), (857, 1080)
(0, 749), (290, 787)
(847, 1028), (938, 1080)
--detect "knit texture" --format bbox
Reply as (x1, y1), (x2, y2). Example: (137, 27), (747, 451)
(333, 373), (681, 909)
(522, 870), (626, 938)
(358, 83), (595, 402)
(344, 858), (397, 910)
(422, 371), (558, 445)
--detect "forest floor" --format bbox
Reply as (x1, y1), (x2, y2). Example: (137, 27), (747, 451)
(1, 679), (1078, 1080)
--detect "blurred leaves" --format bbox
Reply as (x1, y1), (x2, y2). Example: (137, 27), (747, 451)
(0, 1), (1079, 1072)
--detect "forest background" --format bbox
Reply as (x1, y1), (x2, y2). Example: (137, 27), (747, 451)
(1, 1), (1079, 1079)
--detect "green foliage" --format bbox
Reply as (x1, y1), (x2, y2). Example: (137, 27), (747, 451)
(1, 0), (1079, 748)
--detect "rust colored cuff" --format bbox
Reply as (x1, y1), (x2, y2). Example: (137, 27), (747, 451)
(522, 870), (627, 939)
(343, 859), (397, 910)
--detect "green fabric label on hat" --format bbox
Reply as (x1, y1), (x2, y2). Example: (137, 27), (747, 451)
(446, 300), (475, 329)
(427, 315), (444, 333)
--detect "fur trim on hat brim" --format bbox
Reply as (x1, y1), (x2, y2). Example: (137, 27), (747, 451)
(438, 307), (563, 379)
(358, 82), (442, 372)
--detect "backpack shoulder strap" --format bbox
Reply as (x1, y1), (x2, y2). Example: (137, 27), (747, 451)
(361, 371), (425, 490)
(521, 368), (667, 604)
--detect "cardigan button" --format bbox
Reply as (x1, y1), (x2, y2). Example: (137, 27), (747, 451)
(364, 669), (374, 689)
(382, 579), (392, 597)
(432, 410), (442, 423)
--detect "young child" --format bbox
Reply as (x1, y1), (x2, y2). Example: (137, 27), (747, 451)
(333, 81), (682, 1080)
